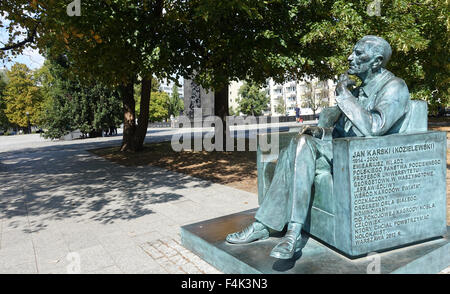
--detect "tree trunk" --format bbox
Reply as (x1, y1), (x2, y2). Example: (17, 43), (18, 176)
(120, 77), (152, 152)
(120, 80), (137, 151)
(133, 77), (152, 151)
(214, 85), (229, 147)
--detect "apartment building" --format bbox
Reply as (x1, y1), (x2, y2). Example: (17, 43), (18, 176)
(228, 80), (244, 114)
(159, 78), (184, 100)
(229, 77), (336, 116)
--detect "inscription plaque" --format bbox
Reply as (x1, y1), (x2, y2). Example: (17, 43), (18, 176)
(183, 78), (215, 119)
(332, 131), (447, 256)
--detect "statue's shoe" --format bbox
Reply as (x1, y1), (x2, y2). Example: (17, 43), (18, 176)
(226, 222), (269, 244)
(269, 230), (302, 259)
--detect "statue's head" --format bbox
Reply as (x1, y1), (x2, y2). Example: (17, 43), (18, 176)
(348, 35), (392, 77)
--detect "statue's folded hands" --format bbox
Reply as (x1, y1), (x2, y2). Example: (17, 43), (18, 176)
(298, 125), (323, 139)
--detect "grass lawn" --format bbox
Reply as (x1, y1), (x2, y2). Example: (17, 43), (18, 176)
(89, 141), (258, 194)
(90, 123), (450, 225)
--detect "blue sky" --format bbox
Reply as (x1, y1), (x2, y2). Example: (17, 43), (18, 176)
(0, 15), (45, 70)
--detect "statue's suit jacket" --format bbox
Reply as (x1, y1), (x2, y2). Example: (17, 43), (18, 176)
(319, 69), (411, 140)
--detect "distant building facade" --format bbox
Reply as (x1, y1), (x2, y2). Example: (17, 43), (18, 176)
(228, 80), (244, 115)
(229, 77), (336, 116)
(159, 78), (184, 100)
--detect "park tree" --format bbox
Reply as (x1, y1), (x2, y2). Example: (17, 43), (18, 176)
(167, 84), (184, 118)
(275, 98), (286, 115)
(38, 60), (122, 139)
(237, 82), (270, 116)
(173, 0), (321, 142)
(149, 91), (169, 122)
(300, 80), (329, 116)
(40, 81), (122, 139)
(0, 70), (9, 131)
(3, 63), (43, 130)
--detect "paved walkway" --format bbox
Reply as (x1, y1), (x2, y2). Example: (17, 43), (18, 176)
(0, 129), (261, 274)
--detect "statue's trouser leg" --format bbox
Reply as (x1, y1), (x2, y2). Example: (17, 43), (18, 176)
(290, 135), (318, 225)
(255, 135), (320, 231)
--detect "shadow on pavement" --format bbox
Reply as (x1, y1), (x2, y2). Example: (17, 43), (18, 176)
(0, 138), (212, 233)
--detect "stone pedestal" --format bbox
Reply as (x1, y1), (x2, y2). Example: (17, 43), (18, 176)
(181, 209), (450, 274)
(258, 131), (447, 257)
(181, 131), (448, 273)
(328, 131), (447, 256)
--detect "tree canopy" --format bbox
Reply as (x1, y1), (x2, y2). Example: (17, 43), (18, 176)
(0, 70), (9, 130)
(174, 0), (449, 114)
(149, 91), (170, 122)
(3, 63), (43, 128)
(38, 60), (122, 139)
(237, 82), (270, 116)
(167, 84), (184, 118)
(1, 0), (448, 144)
(275, 97), (286, 115)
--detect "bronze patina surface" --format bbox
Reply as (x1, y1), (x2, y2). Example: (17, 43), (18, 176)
(182, 209), (450, 274)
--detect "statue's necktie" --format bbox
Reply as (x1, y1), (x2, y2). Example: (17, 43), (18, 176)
(344, 88), (367, 132)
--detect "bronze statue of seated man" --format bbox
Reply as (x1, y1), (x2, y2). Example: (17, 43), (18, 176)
(226, 35), (412, 259)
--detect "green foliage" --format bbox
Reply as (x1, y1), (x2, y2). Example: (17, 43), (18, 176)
(149, 91), (169, 122)
(40, 90), (73, 139)
(1, 0), (448, 117)
(275, 98), (286, 115)
(0, 1), (192, 87)
(174, 0), (449, 114)
(229, 106), (238, 116)
(237, 82), (270, 116)
(0, 70), (9, 130)
(300, 80), (329, 115)
(167, 84), (184, 118)
(39, 61), (122, 139)
(173, 0), (311, 90)
(136, 82), (180, 122)
(295, 0), (450, 115)
(134, 77), (161, 116)
(3, 63), (43, 128)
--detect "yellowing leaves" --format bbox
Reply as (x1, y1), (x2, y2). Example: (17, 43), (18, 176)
(93, 34), (103, 44)
(70, 28), (84, 39)
(3, 64), (44, 127)
(89, 30), (103, 44)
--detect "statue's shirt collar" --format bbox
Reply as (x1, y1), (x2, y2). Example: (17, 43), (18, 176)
(359, 69), (393, 99)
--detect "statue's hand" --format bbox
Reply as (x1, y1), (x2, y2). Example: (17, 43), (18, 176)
(299, 126), (323, 139)
(336, 73), (356, 96)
